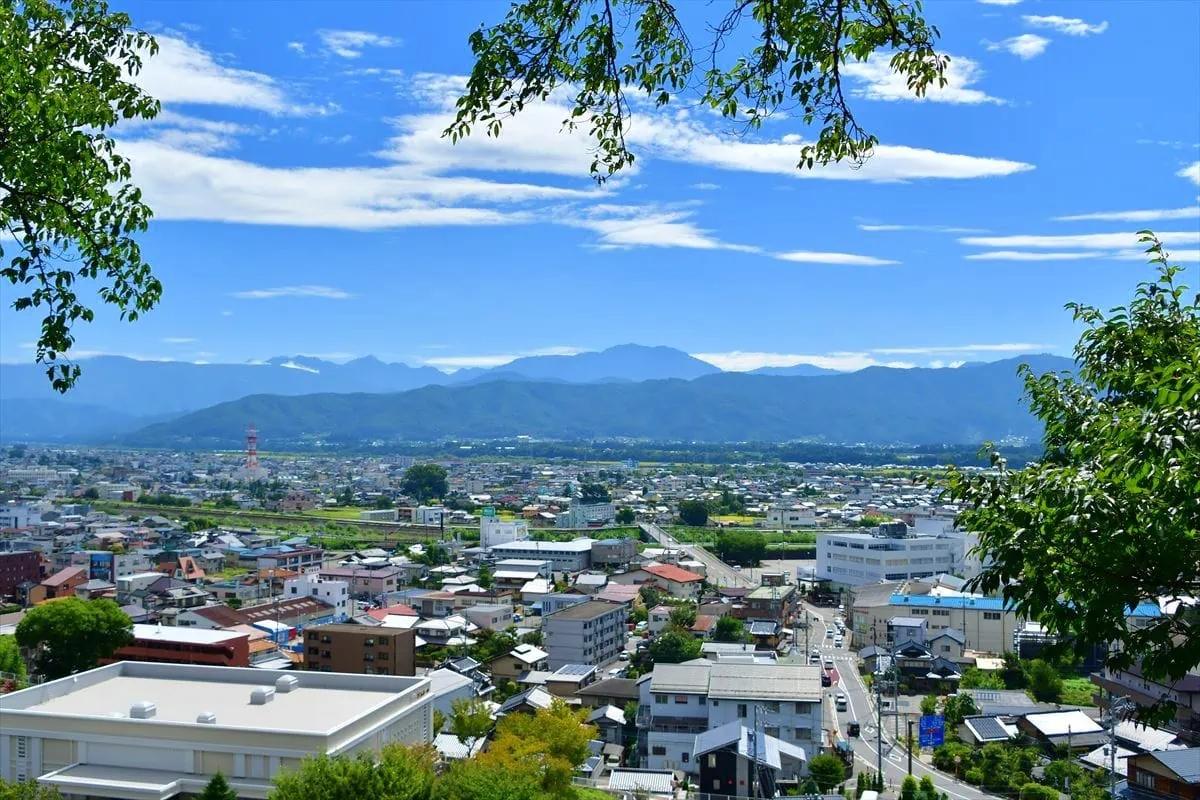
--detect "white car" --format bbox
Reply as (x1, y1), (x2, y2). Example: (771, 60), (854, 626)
(618, 651), (631, 661)
(834, 636), (844, 647)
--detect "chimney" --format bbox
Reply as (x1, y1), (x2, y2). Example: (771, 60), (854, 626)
(196, 711), (217, 724)
(130, 701), (157, 719)
(275, 675), (299, 693)
(250, 686), (275, 705)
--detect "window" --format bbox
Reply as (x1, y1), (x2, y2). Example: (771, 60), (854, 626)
(984, 612), (1001, 621)
(651, 746), (666, 756)
(655, 695), (667, 704)
(738, 704), (748, 718)
(1134, 771), (1155, 789)
(675, 695), (689, 705)
(307, 646), (318, 655)
(378, 651), (389, 660)
(699, 696), (707, 705)
(681, 752), (689, 763)
(765, 726), (780, 738)
(15, 736), (28, 758)
(364, 638), (375, 647)
(764, 701), (780, 713)
(306, 631), (317, 641)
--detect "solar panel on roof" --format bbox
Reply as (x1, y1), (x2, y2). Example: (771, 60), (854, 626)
(969, 717), (1009, 741)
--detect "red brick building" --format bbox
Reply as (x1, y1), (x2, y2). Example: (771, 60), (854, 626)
(0, 550), (42, 601)
(107, 623), (250, 668)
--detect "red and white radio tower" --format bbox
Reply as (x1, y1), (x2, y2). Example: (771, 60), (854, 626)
(246, 423), (259, 471)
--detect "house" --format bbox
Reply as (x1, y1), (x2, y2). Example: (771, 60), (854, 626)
(960, 716), (1019, 746)
(734, 584), (796, 624)
(889, 617), (927, 647)
(304, 623), (416, 676)
(574, 677), (641, 709)
(640, 564), (704, 599)
(498, 686), (556, 716)
(692, 615), (720, 639)
(1017, 710), (1107, 751)
(648, 605), (674, 635)
(928, 628), (966, 659)
(1093, 662), (1200, 745)
(1127, 748), (1200, 800)
(0, 661), (432, 796)
(638, 662), (823, 777)
(427, 668), (476, 718)
(543, 600), (628, 669)
(588, 704), (628, 744)
(28, 566), (86, 604)
(574, 573), (609, 594)
(544, 664), (598, 697)
(595, 583), (640, 606)
(434, 733), (486, 762)
(462, 603), (513, 631)
(488, 643), (550, 682)
(694, 720), (809, 797)
(319, 565), (404, 600)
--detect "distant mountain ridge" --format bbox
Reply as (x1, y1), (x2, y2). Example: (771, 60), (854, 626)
(123, 355), (1074, 448)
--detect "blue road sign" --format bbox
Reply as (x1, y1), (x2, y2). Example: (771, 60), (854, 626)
(919, 714), (945, 747)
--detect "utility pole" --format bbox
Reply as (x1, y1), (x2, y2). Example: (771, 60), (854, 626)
(874, 630), (883, 785)
(751, 703), (759, 800)
(907, 720), (914, 775)
(1108, 691), (1136, 799)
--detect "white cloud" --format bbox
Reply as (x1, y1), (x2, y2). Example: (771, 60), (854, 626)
(1137, 139), (1199, 150)
(843, 54), (1004, 104)
(565, 205), (758, 252)
(278, 360), (320, 374)
(928, 360), (968, 369)
(871, 343), (1052, 355)
(986, 34), (1051, 60)
(978, 0), (1022, 5)
(137, 35), (314, 115)
(858, 223), (988, 233)
(424, 346), (583, 369)
(1023, 15), (1108, 36)
(692, 351), (917, 372)
(162, 337), (198, 344)
(1179, 161), (1200, 186)
(383, 73), (1035, 183)
(773, 251), (898, 266)
(317, 29), (402, 59)
(219, 310), (233, 317)
(286, 42), (305, 54)
(691, 183), (720, 190)
(1054, 207), (1200, 222)
(960, 231), (1200, 249)
(1110, 248), (1200, 262)
(965, 250), (1103, 261)
(231, 285), (353, 300)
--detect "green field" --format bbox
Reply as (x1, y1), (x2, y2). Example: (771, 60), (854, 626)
(303, 507), (368, 520)
(1059, 677), (1097, 706)
(666, 526), (818, 545)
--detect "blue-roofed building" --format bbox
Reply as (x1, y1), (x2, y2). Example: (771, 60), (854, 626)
(872, 592), (1020, 655)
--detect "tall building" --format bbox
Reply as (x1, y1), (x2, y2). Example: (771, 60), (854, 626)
(0, 551), (41, 601)
(816, 525), (968, 588)
(303, 623), (417, 676)
(543, 600), (627, 669)
(0, 661), (431, 796)
(556, 502), (616, 529)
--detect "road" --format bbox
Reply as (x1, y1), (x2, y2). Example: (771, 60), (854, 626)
(639, 522), (753, 588)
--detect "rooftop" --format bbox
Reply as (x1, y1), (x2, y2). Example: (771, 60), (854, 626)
(130, 624), (245, 646)
(544, 599), (624, 620)
(643, 563), (703, 583)
(0, 661), (427, 735)
(491, 538), (595, 553)
(890, 593), (1009, 612)
(707, 663), (821, 702)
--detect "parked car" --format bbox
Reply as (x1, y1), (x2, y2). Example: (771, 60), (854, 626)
(618, 651), (631, 661)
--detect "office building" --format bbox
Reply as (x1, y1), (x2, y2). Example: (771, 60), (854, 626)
(489, 538), (595, 572)
(303, 623), (416, 676)
(0, 661), (431, 797)
(816, 526), (967, 589)
(556, 502), (615, 529)
(481, 518), (529, 549)
(543, 600), (627, 669)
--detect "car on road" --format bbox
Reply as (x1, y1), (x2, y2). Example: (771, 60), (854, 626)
(618, 651), (630, 661)
(834, 636), (844, 647)
(821, 671), (832, 687)
(848, 722), (861, 737)
(836, 692), (847, 711)
(824, 657), (834, 669)
(809, 653), (821, 665)
(825, 628), (834, 638)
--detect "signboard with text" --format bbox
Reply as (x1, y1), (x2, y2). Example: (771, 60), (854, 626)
(919, 715), (945, 747)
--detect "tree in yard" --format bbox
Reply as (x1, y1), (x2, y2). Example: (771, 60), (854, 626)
(402, 464), (449, 503)
(1024, 659), (1063, 703)
(435, 757), (545, 800)
(668, 603), (697, 629)
(578, 482), (611, 504)
(638, 583), (662, 609)
(81, 487), (100, 500)
(1, 0), (163, 391)
(713, 529), (767, 566)
(615, 506), (636, 525)
(449, 697), (494, 747)
(900, 775), (919, 800)
(374, 494), (395, 510)
(432, 708), (446, 734)
(447, 0), (946, 185)
(1020, 784), (1060, 800)
(677, 499), (708, 527)
(519, 629), (543, 646)
(477, 563), (493, 590)
(1000, 652), (1027, 689)
(920, 694), (939, 716)
(807, 753), (846, 792)
(939, 693), (978, 727)
(713, 615), (746, 643)
(959, 666), (1005, 690)
(197, 772), (238, 800)
(0, 635), (26, 680)
(336, 486), (355, 507)
(0, 779), (64, 799)
(943, 235), (1200, 725)
(647, 628), (702, 664)
(479, 700), (595, 798)
(15, 597), (132, 679)
(268, 743), (435, 800)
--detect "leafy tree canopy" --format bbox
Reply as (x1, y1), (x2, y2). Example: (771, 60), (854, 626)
(403, 464), (449, 503)
(479, 700), (596, 798)
(677, 499), (708, 527)
(578, 482), (611, 504)
(944, 236), (1200, 725)
(1, 0), (162, 391)
(713, 529), (766, 565)
(15, 597), (132, 679)
(807, 753), (846, 792)
(647, 628), (702, 664)
(615, 506), (636, 525)
(446, 0), (946, 182)
(668, 603), (696, 629)
(0, 635), (26, 679)
(713, 615), (746, 643)
(450, 697), (494, 746)
(269, 744), (435, 800)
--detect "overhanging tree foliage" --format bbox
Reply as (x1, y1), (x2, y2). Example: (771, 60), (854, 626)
(1, 0), (161, 391)
(944, 235), (1199, 724)
(446, 0), (947, 182)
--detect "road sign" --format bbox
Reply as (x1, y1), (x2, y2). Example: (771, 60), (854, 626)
(919, 714), (945, 747)
(482, 506), (496, 517)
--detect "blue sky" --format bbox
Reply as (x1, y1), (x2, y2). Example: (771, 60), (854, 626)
(2, 0), (1198, 372)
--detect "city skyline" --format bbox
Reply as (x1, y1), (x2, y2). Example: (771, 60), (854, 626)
(1, 0), (1197, 373)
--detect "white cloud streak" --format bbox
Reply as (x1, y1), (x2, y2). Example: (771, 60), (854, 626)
(978, 0), (1022, 5)
(231, 285), (353, 300)
(871, 343), (1052, 354)
(773, 251), (898, 266)
(842, 54), (1004, 104)
(1054, 207), (1200, 222)
(986, 34), (1051, 60)
(1180, 162), (1200, 186)
(692, 351), (917, 372)
(1022, 15), (1108, 35)
(317, 29), (402, 59)
(859, 223), (989, 233)
(162, 337), (198, 344)
(424, 347), (583, 369)
(965, 251), (1103, 261)
(960, 231), (1200, 249)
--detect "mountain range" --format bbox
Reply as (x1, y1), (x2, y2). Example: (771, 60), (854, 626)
(0, 346), (1072, 446)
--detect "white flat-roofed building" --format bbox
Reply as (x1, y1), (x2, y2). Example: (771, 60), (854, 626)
(817, 528), (968, 589)
(481, 518), (529, 549)
(489, 538), (595, 572)
(0, 661), (432, 799)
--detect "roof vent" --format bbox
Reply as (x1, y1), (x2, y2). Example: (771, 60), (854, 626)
(130, 701), (157, 719)
(197, 711), (217, 724)
(250, 686), (276, 705)
(276, 675), (300, 693)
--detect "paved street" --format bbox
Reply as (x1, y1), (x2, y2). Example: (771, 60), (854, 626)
(639, 522), (753, 588)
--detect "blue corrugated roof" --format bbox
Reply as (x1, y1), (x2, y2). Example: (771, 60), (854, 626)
(889, 594), (1009, 611)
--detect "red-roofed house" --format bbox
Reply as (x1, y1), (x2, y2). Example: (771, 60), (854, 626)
(28, 566), (87, 604)
(643, 564), (704, 599)
(366, 603), (419, 622)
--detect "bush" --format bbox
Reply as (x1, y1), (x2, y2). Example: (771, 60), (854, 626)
(964, 768), (984, 786)
(1020, 784), (1059, 800)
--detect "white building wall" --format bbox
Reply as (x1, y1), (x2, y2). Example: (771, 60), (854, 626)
(817, 531), (966, 588)
(284, 574), (350, 620)
(481, 519), (529, 549)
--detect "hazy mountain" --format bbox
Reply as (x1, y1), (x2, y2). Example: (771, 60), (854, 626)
(452, 344), (721, 383)
(126, 355), (1075, 448)
(0, 399), (175, 443)
(749, 364), (839, 377)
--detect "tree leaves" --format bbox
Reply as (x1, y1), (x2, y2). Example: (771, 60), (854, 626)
(1, 0), (161, 391)
(444, 0), (946, 181)
(942, 234), (1200, 726)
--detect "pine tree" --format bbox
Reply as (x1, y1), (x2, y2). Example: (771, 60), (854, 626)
(198, 772), (238, 800)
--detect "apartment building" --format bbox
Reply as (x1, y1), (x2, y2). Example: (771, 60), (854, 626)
(556, 502), (615, 529)
(816, 527), (967, 589)
(0, 551), (41, 601)
(543, 600), (627, 669)
(734, 583), (796, 623)
(490, 538), (595, 572)
(412, 506), (446, 526)
(637, 662), (822, 777)
(319, 565), (404, 599)
(1093, 662), (1200, 745)
(255, 546), (325, 573)
(0, 662), (431, 797)
(304, 623), (416, 676)
(107, 624), (251, 668)
(284, 573), (351, 621)
(481, 518), (529, 549)
(766, 505), (817, 529)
